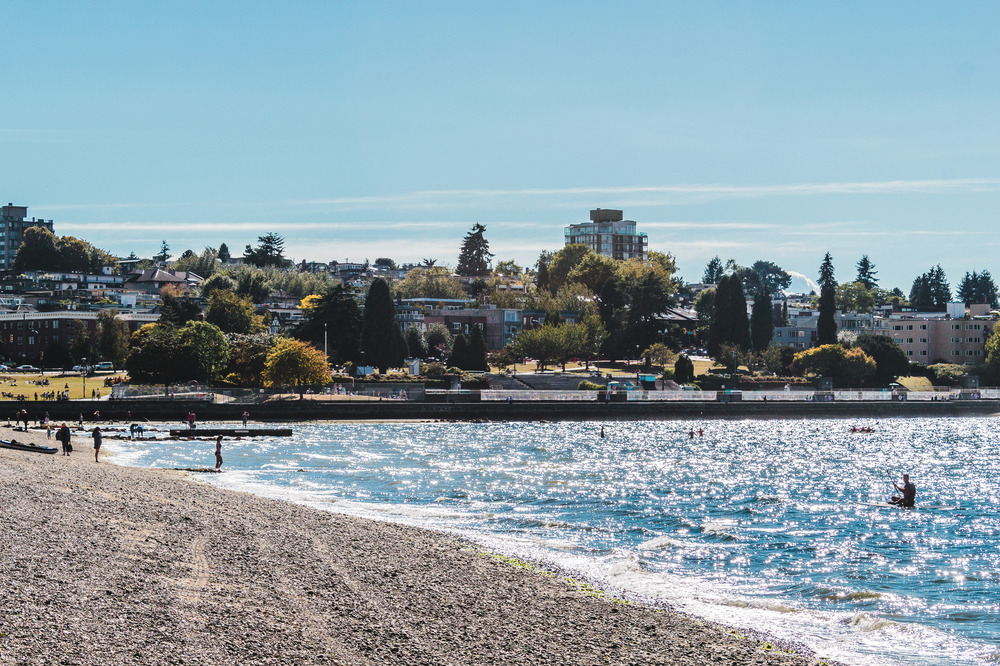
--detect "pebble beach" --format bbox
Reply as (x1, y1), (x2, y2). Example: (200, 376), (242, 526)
(0, 425), (837, 665)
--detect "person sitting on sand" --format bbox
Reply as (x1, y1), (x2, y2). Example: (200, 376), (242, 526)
(889, 474), (916, 508)
(214, 435), (223, 470)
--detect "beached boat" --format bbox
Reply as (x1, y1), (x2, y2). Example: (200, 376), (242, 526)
(0, 439), (58, 455)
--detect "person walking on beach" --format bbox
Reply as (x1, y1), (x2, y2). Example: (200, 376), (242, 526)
(214, 435), (223, 471)
(242, 410), (249, 428)
(57, 423), (71, 456)
(92, 426), (102, 463)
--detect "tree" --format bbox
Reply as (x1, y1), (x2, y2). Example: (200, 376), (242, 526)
(702, 256), (724, 284)
(466, 325), (489, 371)
(12, 227), (59, 271)
(244, 233), (291, 268)
(96, 309), (128, 368)
(707, 275), (750, 358)
(674, 355), (695, 383)
(456, 223), (494, 277)
(201, 273), (237, 299)
(263, 338), (331, 387)
(205, 290), (264, 334)
(360, 278), (404, 373)
(835, 282), (877, 314)
(425, 323), (452, 360)
(156, 240), (171, 264)
(746, 260), (791, 297)
(160, 290), (202, 327)
(405, 325), (428, 359)
(176, 321), (231, 384)
(694, 288), (716, 320)
(224, 333), (277, 387)
(854, 334), (909, 386)
(985, 326), (1000, 384)
(567, 253), (618, 293)
(217, 243), (231, 263)
(817, 283), (838, 345)
(818, 252), (836, 290)
(450, 334), (470, 370)
(909, 265), (951, 311)
(125, 324), (180, 384)
(173, 247), (219, 278)
(856, 255), (879, 289)
(535, 253), (552, 292)
(393, 267), (466, 300)
(957, 270), (998, 307)
(547, 244), (595, 293)
(750, 287), (773, 352)
(643, 342), (676, 368)
(493, 260), (523, 277)
(67, 320), (94, 365)
(374, 257), (397, 270)
(292, 284), (362, 365)
(232, 266), (272, 303)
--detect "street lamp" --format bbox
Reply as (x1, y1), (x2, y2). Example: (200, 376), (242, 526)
(82, 357), (86, 400)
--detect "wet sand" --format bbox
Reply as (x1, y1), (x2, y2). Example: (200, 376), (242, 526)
(0, 425), (839, 665)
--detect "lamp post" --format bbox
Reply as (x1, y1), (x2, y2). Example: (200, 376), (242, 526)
(82, 357), (86, 400)
(324, 322), (328, 359)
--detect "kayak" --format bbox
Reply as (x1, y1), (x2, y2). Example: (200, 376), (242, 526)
(0, 439), (58, 455)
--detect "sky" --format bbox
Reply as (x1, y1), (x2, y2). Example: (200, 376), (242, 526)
(3, 1), (999, 292)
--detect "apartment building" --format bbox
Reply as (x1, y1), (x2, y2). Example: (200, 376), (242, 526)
(564, 209), (647, 261)
(873, 303), (994, 363)
(0, 204), (54, 271)
(0, 310), (159, 365)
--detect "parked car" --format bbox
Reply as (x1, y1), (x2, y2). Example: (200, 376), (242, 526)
(94, 362), (114, 371)
(0, 364), (10, 372)
(72, 364), (89, 372)
(16, 365), (39, 372)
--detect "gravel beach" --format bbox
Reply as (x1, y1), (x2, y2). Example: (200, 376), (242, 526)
(0, 425), (837, 665)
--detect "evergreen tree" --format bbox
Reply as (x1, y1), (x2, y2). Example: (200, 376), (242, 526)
(817, 284), (838, 345)
(467, 325), (489, 371)
(535, 252), (552, 292)
(360, 278), (401, 373)
(707, 275), (751, 358)
(909, 265), (951, 311)
(404, 324), (427, 359)
(450, 334), (470, 369)
(674, 354), (695, 383)
(727, 275), (752, 351)
(293, 284), (362, 365)
(217, 242), (231, 263)
(750, 287), (774, 352)
(957, 270), (998, 306)
(702, 256), (724, 284)
(244, 233), (291, 268)
(818, 252), (836, 290)
(856, 255), (878, 289)
(156, 240), (171, 263)
(456, 223), (494, 277)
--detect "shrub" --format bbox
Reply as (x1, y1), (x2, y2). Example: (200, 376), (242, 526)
(578, 380), (603, 390)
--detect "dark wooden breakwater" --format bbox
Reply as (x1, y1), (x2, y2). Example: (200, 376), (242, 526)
(168, 427), (293, 437)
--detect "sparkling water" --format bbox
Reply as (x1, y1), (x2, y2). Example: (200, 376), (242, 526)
(107, 417), (1000, 665)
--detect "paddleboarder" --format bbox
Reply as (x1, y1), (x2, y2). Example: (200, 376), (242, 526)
(889, 473), (916, 508)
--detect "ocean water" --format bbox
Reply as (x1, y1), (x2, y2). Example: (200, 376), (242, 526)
(107, 417), (1000, 666)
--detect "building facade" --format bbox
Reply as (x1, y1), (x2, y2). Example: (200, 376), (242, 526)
(564, 209), (647, 261)
(0, 310), (159, 365)
(1, 204), (54, 271)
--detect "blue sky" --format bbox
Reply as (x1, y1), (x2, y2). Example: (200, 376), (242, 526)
(3, 1), (999, 292)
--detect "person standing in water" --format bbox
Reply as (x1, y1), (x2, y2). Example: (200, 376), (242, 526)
(889, 473), (916, 507)
(214, 435), (223, 471)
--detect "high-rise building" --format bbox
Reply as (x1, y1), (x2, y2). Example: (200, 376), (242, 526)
(564, 209), (647, 260)
(1, 204), (54, 270)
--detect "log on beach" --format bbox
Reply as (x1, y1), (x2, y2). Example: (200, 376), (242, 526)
(0, 427), (835, 665)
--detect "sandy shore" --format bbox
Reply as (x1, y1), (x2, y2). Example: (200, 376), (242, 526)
(0, 425), (838, 665)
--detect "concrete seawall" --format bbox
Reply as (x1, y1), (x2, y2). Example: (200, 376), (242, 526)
(12, 398), (1000, 423)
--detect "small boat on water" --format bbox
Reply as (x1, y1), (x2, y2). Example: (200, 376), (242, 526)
(0, 439), (58, 455)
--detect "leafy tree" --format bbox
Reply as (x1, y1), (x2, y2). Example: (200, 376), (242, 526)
(59, 237), (93, 272)
(425, 323), (452, 360)
(535, 253), (552, 292)
(643, 342), (676, 368)
(67, 320), (94, 365)
(702, 256), (724, 284)
(793, 344), (875, 387)
(818, 252), (836, 290)
(394, 267), (466, 300)
(909, 265), (951, 311)
(493, 259), (523, 277)
(566, 253), (618, 293)
(125, 324), (179, 384)
(957, 270), (998, 307)
(360, 278), (404, 373)
(405, 325), (427, 359)
(745, 260), (791, 297)
(224, 333), (277, 387)
(160, 291), (202, 327)
(176, 321), (231, 383)
(244, 233), (291, 268)
(750, 287), (773, 352)
(12, 227), (59, 271)
(96, 309), (128, 367)
(374, 257), (397, 270)
(456, 223), (494, 277)
(835, 281), (877, 314)
(511, 323), (566, 370)
(694, 288), (716, 320)
(292, 284), (362, 365)
(856, 255), (879, 289)
(234, 267), (272, 303)
(985, 326), (1000, 383)
(674, 354), (695, 383)
(205, 290), (263, 334)
(854, 334), (910, 386)
(547, 244), (595, 293)
(201, 273), (237, 299)
(263, 338), (331, 387)
(217, 242), (231, 263)
(173, 247), (219, 278)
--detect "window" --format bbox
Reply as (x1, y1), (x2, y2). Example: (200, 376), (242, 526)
(894, 338), (903, 344)
(907, 338), (914, 343)
(920, 350), (928, 356)
(892, 325), (903, 331)
(920, 338), (928, 343)
(907, 325), (913, 330)
(907, 350), (913, 356)
(920, 324), (927, 330)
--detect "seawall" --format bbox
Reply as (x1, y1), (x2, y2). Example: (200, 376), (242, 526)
(12, 397), (1000, 423)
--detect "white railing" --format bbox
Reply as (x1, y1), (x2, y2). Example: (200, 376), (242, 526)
(480, 390), (599, 401)
(628, 390), (716, 401)
(479, 389), (996, 402)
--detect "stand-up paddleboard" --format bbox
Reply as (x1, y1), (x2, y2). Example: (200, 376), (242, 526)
(0, 439), (58, 454)
(852, 501), (959, 510)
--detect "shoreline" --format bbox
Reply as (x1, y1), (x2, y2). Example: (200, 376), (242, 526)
(0, 425), (844, 665)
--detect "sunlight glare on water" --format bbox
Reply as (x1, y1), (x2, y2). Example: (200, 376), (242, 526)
(109, 417), (1000, 666)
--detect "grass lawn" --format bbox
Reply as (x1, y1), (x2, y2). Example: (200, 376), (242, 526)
(895, 375), (936, 391)
(0, 371), (123, 402)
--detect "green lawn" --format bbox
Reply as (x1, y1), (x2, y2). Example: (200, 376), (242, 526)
(0, 371), (123, 401)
